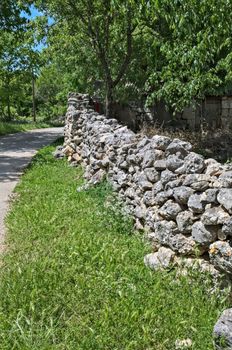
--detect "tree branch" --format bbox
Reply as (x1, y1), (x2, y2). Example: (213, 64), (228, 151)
(112, 10), (136, 88)
(67, 0), (113, 85)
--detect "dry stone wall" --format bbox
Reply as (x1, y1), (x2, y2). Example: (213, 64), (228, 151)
(62, 93), (232, 278)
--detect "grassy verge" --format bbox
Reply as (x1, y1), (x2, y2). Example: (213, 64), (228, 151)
(0, 145), (229, 349)
(0, 121), (53, 136)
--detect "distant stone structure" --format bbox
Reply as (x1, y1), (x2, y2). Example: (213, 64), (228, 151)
(94, 96), (232, 131)
(60, 92), (232, 349)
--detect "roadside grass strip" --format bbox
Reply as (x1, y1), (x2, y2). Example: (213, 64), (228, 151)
(0, 145), (228, 349)
(0, 122), (51, 136)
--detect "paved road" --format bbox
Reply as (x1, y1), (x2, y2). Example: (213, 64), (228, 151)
(0, 128), (63, 250)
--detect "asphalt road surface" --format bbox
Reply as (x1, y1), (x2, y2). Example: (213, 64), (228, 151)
(0, 128), (63, 251)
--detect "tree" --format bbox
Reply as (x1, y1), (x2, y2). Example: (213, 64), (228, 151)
(0, 0), (37, 120)
(0, 0), (29, 31)
(0, 26), (42, 121)
(142, 0), (232, 112)
(36, 0), (138, 116)
(0, 31), (23, 120)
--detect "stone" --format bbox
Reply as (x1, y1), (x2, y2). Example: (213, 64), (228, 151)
(154, 190), (173, 205)
(153, 181), (164, 195)
(69, 160), (79, 167)
(53, 148), (65, 159)
(222, 218), (232, 237)
(192, 221), (218, 247)
(128, 165), (135, 174)
(63, 145), (74, 156)
(154, 149), (165, 160)
(101, 157), (110, 167)
(141, 150), (156, 168)
(137, 136), (149, 149)
(135, 187), (143, 199)
(169, 234), (197, 255)
(105, 118), (119, 126)
(144, 206), (160, 226)
(166, 138), (192, 156)
(117, 170), (128, 187)
(124, 187), (135, 199)
(175, 257), (221, 279)
(143, 191), (155, 206)
(201, 207), (230, 226)
(144, 247), (176, 271)
(176, 211), (194, 234)
(126, 153), (136, 164)
(72, 153), (82, 162)
(209, 241), (232, 274)
(165, 179), (183, 190)
(89, 169), (106, 185)
(159, 200), (182, 220)
(205, 160), (223, 176)
(139, 181), (153, 191)
(188, 193), (205, 213)
(160, 169), (177, 186)
(132, 152), (142, 165)
(200, 189), (218, 204)
(213, 308), (232, 350)
(56, 145), (64, 151)
(183, 174), (211, 191)
(173, 186), (194, 204)
(166, 154), (185, 172)
(119, 160), (129, 170)
(151, 135), (171, 150)
(218, 189), (232, 214)
(134, 171), (147, 184)
(154, 159), (167, 171)
(134, 218), (144, 230)
(175, 339), (192, 349)
(152, 220), (179, 246)
(176, 152), (205, 174)
(91, 158), (101, 170)
(73, 136), (82, 145)
(81, 144), (91, 158)
(218, 230), (227, 241)
(218, 171), (232, 187)
(191, 181), (209, 191)
(134, 206), (146, 219)
(144, 167), (160, 183)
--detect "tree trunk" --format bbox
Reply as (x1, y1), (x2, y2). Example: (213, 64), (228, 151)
(6, 93), (11, 121)
(105, 83), (113, 118)
(5, 77), (11, 121)
(32, 75), (36, 123)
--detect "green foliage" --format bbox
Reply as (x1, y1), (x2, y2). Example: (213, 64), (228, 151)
(0, 145), (228, 349)
(0, 0), (29, 31)
(0, 2), (42, 121)
(35, 0), (140, 115)
(144, 0), (232, 111)
(1, 0), (232, 120)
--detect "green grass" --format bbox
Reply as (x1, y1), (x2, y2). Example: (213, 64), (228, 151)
(0, 121), (52, 136)
(0, 145), (229, 349)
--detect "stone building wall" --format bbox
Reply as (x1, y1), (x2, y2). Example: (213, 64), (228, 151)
(95, 97), (231, 131)
(63, 93), (232, 278)
(221, 96), (232, 129)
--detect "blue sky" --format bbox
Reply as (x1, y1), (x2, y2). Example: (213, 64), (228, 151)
(24, 5), (54, 25)
(21, 5), (54, 51)
(26, 5), (43, 19)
